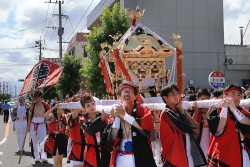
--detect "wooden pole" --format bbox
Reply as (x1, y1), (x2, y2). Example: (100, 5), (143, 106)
(18, 94), (35, 164)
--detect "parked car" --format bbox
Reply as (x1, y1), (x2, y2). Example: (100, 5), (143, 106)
(7, 101), (18, 108)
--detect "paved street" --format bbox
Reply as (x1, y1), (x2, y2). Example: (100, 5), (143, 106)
(0, 113), (71, 167)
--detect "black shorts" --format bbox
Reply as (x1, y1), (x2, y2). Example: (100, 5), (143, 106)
(53, 134), (68, 156)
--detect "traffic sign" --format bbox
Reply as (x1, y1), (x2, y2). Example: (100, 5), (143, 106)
(208, 71), (225, 88)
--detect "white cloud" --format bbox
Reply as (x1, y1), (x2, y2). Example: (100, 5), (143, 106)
(224, 0), (250, 45)
(0, 0), (101, 95)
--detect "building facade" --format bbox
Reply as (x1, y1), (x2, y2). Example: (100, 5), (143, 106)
(224, 44), (250, 86)
(87, 0), (249, 88)
(67, 32), (89, 65)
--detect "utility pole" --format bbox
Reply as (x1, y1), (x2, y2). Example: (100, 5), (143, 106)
(3, 81), (5, 94)
(35, 38), (44, 61)
(46, 0), (67, 61)
(15, 85), (17, 98)
(58, 0), (63, 60)
(6, 82), (8, 94)
(46, 0), (67, 101)
(9, 84), (11, 94)
(239, 26), (244, 46)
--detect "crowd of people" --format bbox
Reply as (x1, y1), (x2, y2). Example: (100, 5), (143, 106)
(3, 82), (250, 167)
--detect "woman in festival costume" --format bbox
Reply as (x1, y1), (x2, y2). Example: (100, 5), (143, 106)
(160, 83), (206, 167)
(109, 82), (157, 167)
(80, 93), (111, 167)
(191, 88), (211, 160)
(67, 98), (86, 167)
(44, 102), (68, 167)
(207, 84), (250, 166)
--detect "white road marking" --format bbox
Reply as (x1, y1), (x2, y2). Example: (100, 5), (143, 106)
(0, 152), (2, 165)
(0, 137), (7, 146)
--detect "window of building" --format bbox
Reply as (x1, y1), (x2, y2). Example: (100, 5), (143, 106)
(83, 47), (88, 57)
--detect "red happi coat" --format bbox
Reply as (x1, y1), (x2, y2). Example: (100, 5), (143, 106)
(67, 114), (86, 162)
(160, 107), (206, 167)
(109, 106), (156, 167)
(207, 106), (250, 166)
(81, 113), (110, 167)
(47, 114), (67, 134)
(45, 114), (67, 154)
(160, 109), (189, 167)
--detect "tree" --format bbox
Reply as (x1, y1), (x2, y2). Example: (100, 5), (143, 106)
(81, 3), (129, 98)
(43, 86), (58, 102)
(0, 93), (11, 101)
(57, 54), (82, 97)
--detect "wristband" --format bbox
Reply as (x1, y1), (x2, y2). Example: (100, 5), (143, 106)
(220, 108), (228, 119)
(112, 117), (121, 129)
(123, 113), (135, 125)
(233, 109), (246, 121)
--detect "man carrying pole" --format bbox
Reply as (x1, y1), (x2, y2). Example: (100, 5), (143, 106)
(18, 91), (50, 164)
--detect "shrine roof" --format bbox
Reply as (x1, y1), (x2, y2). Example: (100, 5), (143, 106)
(116, 23), (175, 56)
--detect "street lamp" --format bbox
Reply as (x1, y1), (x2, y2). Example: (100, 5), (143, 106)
(239, 26), (244, 45)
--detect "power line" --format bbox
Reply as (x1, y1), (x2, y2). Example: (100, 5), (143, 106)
(49, 19), (59, 41)
(43, 3), (57, 40)
(243, 19), (250, 38)
(0, 63), (34, 66)
(41, 3), (51, 38)
(63, 0), (94, 47)
(0, 47), (36, 50)
(68, 17), (74, 29)
(0, 19), (46, 39)
(0, 51), (35, 54)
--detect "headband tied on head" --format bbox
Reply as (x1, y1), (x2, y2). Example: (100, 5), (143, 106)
(118, 85), (135, 94)
(224, 86), (242, 95)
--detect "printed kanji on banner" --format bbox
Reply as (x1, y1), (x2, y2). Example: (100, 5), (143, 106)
(19, 59), (63, 95)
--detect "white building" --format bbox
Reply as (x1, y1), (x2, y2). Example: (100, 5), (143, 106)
(224, 44), (250, 86)
(67, 32), (89, 65)
(87, 0), (249, 88)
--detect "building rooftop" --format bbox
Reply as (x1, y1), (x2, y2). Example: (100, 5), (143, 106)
(67, 32), (88, 51)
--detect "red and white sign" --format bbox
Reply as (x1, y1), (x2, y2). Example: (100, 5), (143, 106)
(208, 71), (225, 88)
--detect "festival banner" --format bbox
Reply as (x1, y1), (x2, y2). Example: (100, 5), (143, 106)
(19, 59), (63, 95)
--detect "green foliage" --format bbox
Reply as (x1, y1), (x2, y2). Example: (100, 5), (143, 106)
(57, 54), (82, 97)
(0, 93), (11, 101)
(43, 86), (58, 102)
(81, 3), (129, 98)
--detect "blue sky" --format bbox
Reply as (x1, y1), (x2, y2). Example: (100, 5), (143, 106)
(0, 0), (249, 96)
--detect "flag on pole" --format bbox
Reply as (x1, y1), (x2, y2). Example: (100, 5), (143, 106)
(19, 59), (63, 95)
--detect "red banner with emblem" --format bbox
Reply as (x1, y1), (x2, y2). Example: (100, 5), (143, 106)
(19, 59), (63, 95)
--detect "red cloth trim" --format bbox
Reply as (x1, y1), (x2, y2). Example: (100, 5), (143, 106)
(99, 60), (112, 93)
(118, 85), (135, 93)
(109, 138), (121, 167)
(31, 122), (44, 135)
(176, 47), (184, 95)
(224, 86), (242, 95)
(118, 150), (134, 155)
